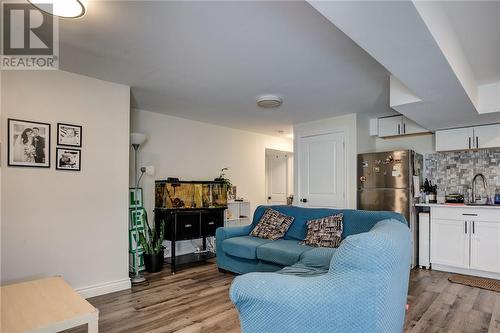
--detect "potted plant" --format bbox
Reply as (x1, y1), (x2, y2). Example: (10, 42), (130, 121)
(137, 209), (165, 273)
(214, 167), (232, 187)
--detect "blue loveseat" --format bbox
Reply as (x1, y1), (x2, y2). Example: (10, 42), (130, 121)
(216, 205), (412, 333)
(216, 205), (407, 275)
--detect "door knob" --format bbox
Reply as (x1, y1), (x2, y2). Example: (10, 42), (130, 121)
(268, 196), (271, 200)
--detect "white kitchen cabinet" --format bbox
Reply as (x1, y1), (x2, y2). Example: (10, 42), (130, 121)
(403, 117), (429, 135)
(435, 127), (474, 151)
(470, 220), (500, 273)
(378, 116), (403, 137)
(378, 115), (429, 137)
(424, 205), (500, 279)
(431, 218), (469, 269)
(473, 124), (500, 149)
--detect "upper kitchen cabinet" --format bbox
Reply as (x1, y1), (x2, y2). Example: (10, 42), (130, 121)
(435, 127), (474, 152)
(378, 115), (429, 137)
(435, 124), (500, 151)
(473, 124), (500, 149)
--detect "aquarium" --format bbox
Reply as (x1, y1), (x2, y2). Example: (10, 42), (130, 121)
(155, 180), (228, 209)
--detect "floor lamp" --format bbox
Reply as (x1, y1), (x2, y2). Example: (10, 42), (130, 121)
(130, 132), (147, 284)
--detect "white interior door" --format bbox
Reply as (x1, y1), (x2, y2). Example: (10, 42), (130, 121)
(298, 132), (345, 208)
(266, 151), (288, 205)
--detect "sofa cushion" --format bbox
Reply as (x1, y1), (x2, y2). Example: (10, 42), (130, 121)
(299, 247), (337, 269)
(256, 239), (312, 266)
(250, 208), (294, 240)
(277, 263), (329, 277)
(301, 214), (343, 248)
(222, 236), (272, 260)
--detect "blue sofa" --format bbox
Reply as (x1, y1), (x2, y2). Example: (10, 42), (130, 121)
(216, 205), (407, 275)
(216, 205), (411, 333)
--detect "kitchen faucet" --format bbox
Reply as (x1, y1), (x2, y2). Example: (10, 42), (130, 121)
(471, 173), (488, 204)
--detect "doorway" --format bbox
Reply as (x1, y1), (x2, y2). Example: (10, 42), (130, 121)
(265, 149), (293, 205)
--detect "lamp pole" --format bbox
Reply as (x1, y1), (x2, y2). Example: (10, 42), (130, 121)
(131, 143), (146, 284)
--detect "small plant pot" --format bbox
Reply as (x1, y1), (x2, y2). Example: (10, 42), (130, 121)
(144, 251), (164, 273)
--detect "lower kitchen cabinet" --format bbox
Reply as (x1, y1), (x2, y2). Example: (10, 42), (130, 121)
(431, 218), (469, 269)
(470, 220), (500, 273)
(426, 206), (500, 278)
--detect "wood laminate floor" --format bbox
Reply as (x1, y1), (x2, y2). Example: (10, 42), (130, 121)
(65, 262), (500, 333)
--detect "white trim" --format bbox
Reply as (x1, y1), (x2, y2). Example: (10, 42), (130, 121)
(431, 264), (500, 280)
(76, 278), (131, 299)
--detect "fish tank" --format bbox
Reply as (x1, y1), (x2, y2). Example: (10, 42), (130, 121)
(155, 180), (228, 209)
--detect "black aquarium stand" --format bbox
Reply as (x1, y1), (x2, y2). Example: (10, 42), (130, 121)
(155, 208), (225, 273)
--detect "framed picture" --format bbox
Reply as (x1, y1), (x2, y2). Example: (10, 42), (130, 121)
(56, 148), (81, 171)
(57, 123), (82, 147)
(8, 118), (51, 168)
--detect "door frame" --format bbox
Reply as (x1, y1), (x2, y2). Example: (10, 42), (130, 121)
(296, 130), (347, 208)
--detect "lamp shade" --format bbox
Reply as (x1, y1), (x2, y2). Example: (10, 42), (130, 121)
(130, 133), (146, 146)
(28, 0), (87, 18)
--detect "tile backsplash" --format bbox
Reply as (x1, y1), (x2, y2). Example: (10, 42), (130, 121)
(425, 148), (500, 199)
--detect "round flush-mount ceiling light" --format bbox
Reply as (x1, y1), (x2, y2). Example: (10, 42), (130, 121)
(28, 0), (87, 18)
(257, 95), (283, 108)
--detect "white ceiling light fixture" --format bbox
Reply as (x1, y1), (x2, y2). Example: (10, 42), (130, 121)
(257, 95), (283, 108)
(28, 0), (87, 18)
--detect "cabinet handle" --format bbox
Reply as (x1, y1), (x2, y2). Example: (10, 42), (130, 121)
(185, 224), (192, 228)
(468, 137), (471, 149)
(476, 136), (479, 149)
(403, 123), (406, 134)
(465, 221), (467, 234)
(398, 124), (401, 135)
(472, 221), (475, 234)
(208, 222), (215, 225)
(462, 213), (478, 216)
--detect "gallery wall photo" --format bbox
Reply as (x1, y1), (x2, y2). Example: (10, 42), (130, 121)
(56, 147), (81, 171)
(57, 123), (82, 147)
(7, 118), (51, 168)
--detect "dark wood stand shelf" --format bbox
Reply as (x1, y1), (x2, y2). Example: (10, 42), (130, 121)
(155, 208), (225, 274)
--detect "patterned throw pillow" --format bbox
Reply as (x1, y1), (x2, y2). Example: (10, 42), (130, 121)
(300, 214), (343, 248)
(250, 208), (295, 240)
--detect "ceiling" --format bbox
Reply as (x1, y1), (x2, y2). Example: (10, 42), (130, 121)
(58, 1), (393, 137)
(442, 1), (500, 85)
(309, 0), (500, 131)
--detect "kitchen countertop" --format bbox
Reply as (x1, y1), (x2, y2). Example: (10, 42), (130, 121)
(416, 203), (500, 209)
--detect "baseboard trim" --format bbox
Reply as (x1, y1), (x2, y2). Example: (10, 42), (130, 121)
(76, 278), (131, 299)
(432, 264), (500, 280)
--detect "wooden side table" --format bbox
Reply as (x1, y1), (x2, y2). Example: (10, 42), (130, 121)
(1, 277), (99, 333)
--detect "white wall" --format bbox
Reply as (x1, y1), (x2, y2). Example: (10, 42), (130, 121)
(356, 112), (377, 154)
(131, 109), (292, 256)
(375, 134), (435, 155)
(1, 70), (131, 297)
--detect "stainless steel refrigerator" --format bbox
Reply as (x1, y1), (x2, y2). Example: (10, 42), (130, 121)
(357, 150), (423, 268)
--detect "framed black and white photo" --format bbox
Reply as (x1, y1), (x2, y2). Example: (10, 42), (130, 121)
(56, 148), (81, 171)
(57, 123), (82, 147)
(8, 118), (51, 168)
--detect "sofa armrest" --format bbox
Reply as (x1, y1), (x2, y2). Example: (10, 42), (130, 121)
(229, 271), (380, 333)
(216, 224), (253, 241)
